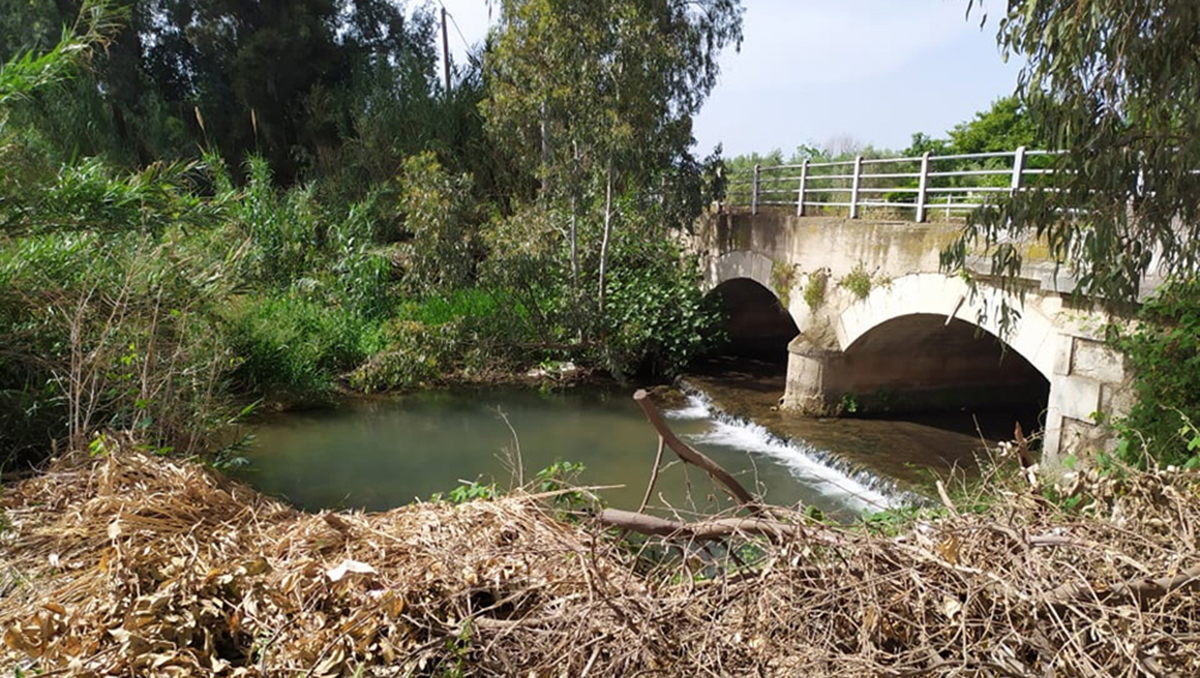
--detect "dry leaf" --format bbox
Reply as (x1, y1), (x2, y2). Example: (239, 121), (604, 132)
(941, 596), (963, 621)
(326, 559), (377, 582)
(938, 535), (962, 565)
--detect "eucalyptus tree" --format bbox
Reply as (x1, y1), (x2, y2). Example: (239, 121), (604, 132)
(483, 0), (742, 319)
(0, 0), (443, 182)
(945, 1), (1200, 307)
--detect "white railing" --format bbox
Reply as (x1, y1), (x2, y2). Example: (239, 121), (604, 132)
(725, 148), (1061, 221)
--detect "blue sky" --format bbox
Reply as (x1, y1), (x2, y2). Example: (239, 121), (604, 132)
(434, 0), (1022, 158)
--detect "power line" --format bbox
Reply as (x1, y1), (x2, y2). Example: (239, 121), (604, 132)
(433, 1), (479, 55)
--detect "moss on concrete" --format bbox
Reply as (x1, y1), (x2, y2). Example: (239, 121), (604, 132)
(804, 269), (829, 311)
(771, 260), (797, 309)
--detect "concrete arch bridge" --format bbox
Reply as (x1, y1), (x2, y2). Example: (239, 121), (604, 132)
(691, 210), (1138, 462)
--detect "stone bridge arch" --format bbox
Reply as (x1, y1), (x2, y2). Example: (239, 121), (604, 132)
(782, 272), (1128, 460)
(705, 251), (779, 296)
(705, 251), (798, 362)
(692, 212), (1137, 462)
(835, 273), (1059, 380)
(786, 273), (1054, 421)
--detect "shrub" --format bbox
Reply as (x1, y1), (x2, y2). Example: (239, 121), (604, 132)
(839, 263), (874, 300)
(602, 240), (724, 379)
(400, 151), (476, 296)
(0, 231), (237, 462)
(227, 156), (322, 287)
(803, 270), (828, 311)
(1114, 278), (1200, 468)
(348, 319), (463, 392)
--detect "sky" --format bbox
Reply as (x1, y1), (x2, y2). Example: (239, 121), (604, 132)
(432, 0), (1023, 158)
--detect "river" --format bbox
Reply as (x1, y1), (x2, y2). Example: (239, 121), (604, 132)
(238, 362), (1017, 522)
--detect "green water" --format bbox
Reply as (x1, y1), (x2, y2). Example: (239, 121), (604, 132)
(239, 386), (897, 522)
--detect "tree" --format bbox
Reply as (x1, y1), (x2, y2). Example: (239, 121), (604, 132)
(945, 1), (1200, 306)
(483, 0), (742, 322)
(947, 95), (1040, 155)
(1, 0), (442, 182)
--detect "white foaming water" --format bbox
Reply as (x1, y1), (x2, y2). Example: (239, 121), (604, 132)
(668, 390), (899, 512)
(690, 418), (894, 512)
(663, 394), (712, 421)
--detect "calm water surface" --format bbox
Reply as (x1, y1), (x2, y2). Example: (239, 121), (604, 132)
(242, 358), (1021, 521)
(240, 385), (904, 522)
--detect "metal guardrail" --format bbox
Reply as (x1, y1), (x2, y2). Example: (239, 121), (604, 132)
(726, 148), (1061, 221)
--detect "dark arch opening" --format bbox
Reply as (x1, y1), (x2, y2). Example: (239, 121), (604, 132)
(834, 314), (1050, 438)
(707, 278), (799, 364)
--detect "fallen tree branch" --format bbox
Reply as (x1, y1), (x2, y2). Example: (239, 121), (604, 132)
(1046, 563), (1200, 610)
(637, 436), (665, 514)
(632, 389), (759, 512)
(596, 508), (847, 546)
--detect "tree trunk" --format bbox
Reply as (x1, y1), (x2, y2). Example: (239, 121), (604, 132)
(539, 100), (550, 199)
(569, 206), (579, 288)
(597, 155), (614, 316)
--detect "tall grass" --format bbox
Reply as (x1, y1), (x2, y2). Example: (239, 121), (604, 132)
(0, 230), (236, 463)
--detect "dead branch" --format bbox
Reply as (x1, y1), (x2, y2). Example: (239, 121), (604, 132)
(9, 426), (1200, 677)
(596, 508), (847, 546)
(637, 436), (665, 514)
(632, 389), (759, 511)
(1046, 562), (1200, 609)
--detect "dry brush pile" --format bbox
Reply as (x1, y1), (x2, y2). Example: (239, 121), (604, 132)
(3, 438), (1200, 676)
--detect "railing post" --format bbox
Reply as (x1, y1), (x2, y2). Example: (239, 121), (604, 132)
(849, 155), (863, 219)
(915, 151), (931, 223)
(1010, 146), (1027, 195)
(797, 159), (809, 217)
(751, 163), (761, 215)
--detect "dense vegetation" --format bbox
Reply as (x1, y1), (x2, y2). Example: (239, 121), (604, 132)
(5, 0), (1200, 476)
(0, 0), (739, 469)
(947, 0), (1200, 468)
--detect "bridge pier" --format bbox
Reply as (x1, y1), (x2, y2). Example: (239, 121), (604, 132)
(781, 337), (839, 416)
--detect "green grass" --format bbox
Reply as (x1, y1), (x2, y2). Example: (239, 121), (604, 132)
(226, 293), (387, 397)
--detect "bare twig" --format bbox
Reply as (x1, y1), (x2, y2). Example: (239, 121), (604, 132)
(637, 436), (665, 514)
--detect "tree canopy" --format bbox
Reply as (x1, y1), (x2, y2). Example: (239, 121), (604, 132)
(484, 0), (741, 205)
(483, 0), (742, 320)
(0, 0), (442, 182)
(945, 0), (1200, 305)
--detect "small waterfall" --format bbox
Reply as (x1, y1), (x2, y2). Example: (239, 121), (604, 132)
(665, 386), (925, 513)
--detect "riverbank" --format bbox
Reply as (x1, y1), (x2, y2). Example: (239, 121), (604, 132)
(4, 443), (1199, 676)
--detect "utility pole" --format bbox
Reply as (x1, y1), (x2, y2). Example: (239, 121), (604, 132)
(441, 7), (451, 95)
